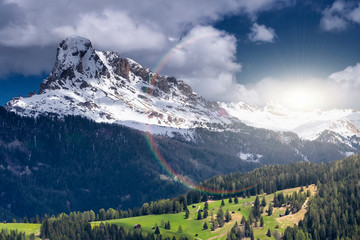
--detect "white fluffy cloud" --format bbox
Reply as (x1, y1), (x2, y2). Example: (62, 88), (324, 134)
(247, 23), (277, 43)
(53, 9), (167, 52)
(232, 63), (360, 110)
(329, 63), (360, 88)
(0, 0), (292, 78)
(326, 63), (360, 108)
(320, 0), (360, 32)
(163, 26), (242, 101)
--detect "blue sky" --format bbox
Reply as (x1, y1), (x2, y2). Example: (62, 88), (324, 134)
(1, 0), (360, 109)
(216, 1), (360, 84)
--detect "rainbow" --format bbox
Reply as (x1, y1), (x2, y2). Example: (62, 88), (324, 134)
(143, 33), (262, 195)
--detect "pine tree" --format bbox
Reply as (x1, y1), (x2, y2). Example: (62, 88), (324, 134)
(203, 209), (208, 218)
(211, 221), (216, 231)
(268, 204), (273, 216)
(225, 209), (232, 222)
(185, 208), (190, 219)
(241, 216), (246, 225)
(234, 195), (239, 204)
(267, 228), (271, 237)
(245, 220), (251, 237)
(217, 208), (225, 227)
(204, 201), (209, 210)
(253, 195), (261, 219)
(203, 222), (208, 230)
(197, 210), (202, 220)
(229, 197), (232, 203)
(177, 225), (183, 233)
(221, 199), (225, 206)
(260, 216), (264, 227)
(273, 193), (279, 207)
(261, 196), (266, 207)
(202, 194), (208, 202)
(155, 226), (160, 234)
(210, 210), (215, 229)
(35, 215), (40, 223)
(165, 221), (171, 230)
(98, 208), (106, 221)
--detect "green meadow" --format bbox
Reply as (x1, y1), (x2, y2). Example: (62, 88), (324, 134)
(92, 185), (316, 240)
(0, 223), (41, 239)
(0, 185), (315, 240)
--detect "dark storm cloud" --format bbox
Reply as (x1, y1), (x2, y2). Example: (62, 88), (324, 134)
(0, 45), (55, 76)
(0, 0), (21, 28)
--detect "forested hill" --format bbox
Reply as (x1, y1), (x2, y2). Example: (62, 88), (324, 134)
(0, 107), (258, 220)
(201, 154), (360, 200)
(201, 155), (360, 239)
(25, 154), (360, 240)
(0, 104), (356, 221)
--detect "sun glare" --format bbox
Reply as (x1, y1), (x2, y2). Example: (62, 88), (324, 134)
(279, 82), (325, 110)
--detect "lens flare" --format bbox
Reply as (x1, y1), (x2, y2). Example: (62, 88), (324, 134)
(142, 34), (263, 195)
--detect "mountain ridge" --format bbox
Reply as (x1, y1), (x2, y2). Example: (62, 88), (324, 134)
(5, 36), (360, 146)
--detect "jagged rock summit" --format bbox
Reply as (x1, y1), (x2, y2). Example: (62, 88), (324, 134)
(5, 36), (360, 146)
(6, 36), (234, 133)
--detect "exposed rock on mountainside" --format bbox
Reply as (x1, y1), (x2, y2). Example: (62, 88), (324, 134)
(6, 36), (360, 148)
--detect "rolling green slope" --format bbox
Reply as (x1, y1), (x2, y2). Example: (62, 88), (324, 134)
(0, 223), (40, 239)
(92, 185), (315, 240)
(1, 185), (314, 239)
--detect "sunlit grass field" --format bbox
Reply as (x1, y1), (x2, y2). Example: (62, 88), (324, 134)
(0, 185), (316, 240)
(92, 185), (316, 240)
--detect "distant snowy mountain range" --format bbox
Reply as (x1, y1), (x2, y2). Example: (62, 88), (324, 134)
(6, 36), (360, 148)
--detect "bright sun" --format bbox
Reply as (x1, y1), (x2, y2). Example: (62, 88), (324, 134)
(279, 82), (325, 110)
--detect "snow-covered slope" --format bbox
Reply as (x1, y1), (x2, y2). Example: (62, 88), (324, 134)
(6, 36), (234, 134)
(6, 36), (360, 144)
(220, 102), (360, 140)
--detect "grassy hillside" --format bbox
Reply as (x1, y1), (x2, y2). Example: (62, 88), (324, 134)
(92, 185), (316, 240)
(0, 185), (316, 239)
(0, 223), (40, 239)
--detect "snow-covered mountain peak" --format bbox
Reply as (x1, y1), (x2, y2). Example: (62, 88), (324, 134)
(5, 36), (360, 146)
(58, 36), (92, 57)
(53, 36), (95, 75)
(6, 37), (235, 133)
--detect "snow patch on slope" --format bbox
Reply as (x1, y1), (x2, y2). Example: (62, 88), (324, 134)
(238, 152), (263, 162)
(220, 102), (360, 141)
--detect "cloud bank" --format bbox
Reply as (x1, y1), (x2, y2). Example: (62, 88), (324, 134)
(2, 0), (360, 109)
(320, 0), (360, 32)
(0, 0), (292, 97)
(232, 63), (360, 110)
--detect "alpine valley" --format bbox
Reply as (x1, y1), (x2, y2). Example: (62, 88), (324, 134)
(1, 36), (360, 219)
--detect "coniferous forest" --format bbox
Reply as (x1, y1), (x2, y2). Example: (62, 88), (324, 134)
(0, 106), (348, 220)
(30, 154), (360, 240)
(3, 106), (360, 239)
(0, 107), (257, 220)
